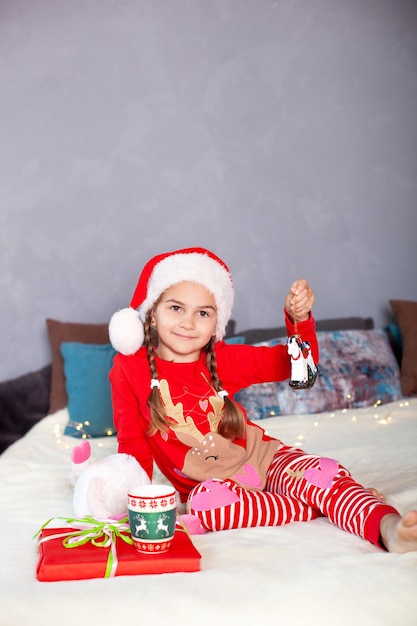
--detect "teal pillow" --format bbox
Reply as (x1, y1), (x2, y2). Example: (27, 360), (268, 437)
(61, 342), (117, 438)
(384, 323), (403, 365)
(224, 335), (246, 345)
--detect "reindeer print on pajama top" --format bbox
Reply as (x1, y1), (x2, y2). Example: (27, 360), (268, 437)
(157, 379), (278, 492)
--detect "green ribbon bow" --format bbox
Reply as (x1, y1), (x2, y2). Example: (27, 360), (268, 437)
(34, 515), (134, 578)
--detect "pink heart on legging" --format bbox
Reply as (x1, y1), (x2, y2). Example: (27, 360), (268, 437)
(234, 463), (263, 489)
(304, 457), (338, 489)
(191, 480), (240, 511)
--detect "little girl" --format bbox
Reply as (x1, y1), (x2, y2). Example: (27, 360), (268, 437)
(109, 247), (417, 553)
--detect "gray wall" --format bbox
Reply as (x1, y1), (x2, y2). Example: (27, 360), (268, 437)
(1, 0), (416, 382)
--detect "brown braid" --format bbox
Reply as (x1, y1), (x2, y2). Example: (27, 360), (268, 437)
(144, 313), (168, 435)
(205, 337), (246, 440)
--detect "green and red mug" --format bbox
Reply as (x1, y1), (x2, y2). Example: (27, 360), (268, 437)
(127, 484), (177, 554)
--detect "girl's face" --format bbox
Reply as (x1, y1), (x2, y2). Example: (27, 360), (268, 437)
(152, 281), (217, 362)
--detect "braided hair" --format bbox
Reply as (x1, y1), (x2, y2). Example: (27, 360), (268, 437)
(204, 337), (246, 439)
(144, 314), (167, 435)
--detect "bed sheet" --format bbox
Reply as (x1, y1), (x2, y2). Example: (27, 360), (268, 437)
(0, 399), (416, 626)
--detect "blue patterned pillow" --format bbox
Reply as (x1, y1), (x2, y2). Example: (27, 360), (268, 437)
(235, 329), (402, 419)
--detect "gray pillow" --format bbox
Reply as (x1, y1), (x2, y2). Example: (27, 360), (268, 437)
(0, 365), (51, 453)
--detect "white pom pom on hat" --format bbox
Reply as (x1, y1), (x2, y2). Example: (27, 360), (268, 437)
(109, 307), (144, 356)
(109, 247), (234, 355)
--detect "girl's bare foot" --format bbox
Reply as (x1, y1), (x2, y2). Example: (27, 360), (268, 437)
(367, 487), (386, 503)
(380, 510), (417, 553)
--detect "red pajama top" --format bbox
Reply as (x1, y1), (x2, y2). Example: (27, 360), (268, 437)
(109, 313), (318, 502)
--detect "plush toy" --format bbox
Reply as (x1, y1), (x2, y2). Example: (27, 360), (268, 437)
(70, 440), (207, 534)
(70, 440), (150, 521)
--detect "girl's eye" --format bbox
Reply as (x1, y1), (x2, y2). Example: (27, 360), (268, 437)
(199, 310), (209, 318)
(170, 305), (181, 312)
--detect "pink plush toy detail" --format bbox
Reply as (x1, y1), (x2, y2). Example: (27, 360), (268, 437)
(70, 441), (150, 521)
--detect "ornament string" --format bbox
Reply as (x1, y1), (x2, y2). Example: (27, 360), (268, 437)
(293, 308), (299, 337)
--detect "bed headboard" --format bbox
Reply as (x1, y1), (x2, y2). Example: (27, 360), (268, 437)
(227, 316), (374, 345)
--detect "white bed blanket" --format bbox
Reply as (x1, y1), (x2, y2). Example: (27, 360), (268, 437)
(1, 399), (416, 626)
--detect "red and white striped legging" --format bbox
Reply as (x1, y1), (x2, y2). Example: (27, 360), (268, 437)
(187, 444), (399, 547)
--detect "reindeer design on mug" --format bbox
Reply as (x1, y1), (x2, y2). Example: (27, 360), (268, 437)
(158, 379), (277, 491)
(156, 514), (170, 537)
(135, 514), (149, 535)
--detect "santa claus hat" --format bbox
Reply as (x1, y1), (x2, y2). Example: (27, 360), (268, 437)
(109, 247), (234, 355)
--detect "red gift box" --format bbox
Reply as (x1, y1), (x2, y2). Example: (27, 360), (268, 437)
(36, 527), (201, 581)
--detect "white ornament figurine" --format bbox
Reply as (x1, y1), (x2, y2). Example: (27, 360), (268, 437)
(287, 335), (318, 389)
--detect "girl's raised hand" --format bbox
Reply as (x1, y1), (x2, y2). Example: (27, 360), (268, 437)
(284, 279), (315, 323)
